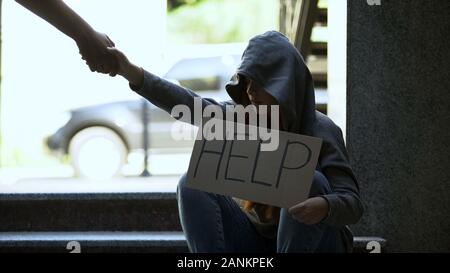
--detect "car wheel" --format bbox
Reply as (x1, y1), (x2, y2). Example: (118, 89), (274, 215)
(69, 126), (127, 179)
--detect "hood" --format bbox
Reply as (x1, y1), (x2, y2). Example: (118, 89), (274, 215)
(225, 31), (316, 135)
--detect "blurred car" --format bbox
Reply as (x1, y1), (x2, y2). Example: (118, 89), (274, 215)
(45, 55), (240, 178)
(45, 54), (328, 179)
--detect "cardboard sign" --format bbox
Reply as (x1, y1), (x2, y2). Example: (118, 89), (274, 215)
(186, 119), (322, 208)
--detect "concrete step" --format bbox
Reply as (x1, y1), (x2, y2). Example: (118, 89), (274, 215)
(0, 181), (386, 252)
(0, 231), (188, 253)
(0, 231), (386, 253)
(0, 192), (181, 232)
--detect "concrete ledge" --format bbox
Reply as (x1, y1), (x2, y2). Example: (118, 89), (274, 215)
(0, 231), (188, 253)
(0, 232), (385, 253)
(0, 192), (181, 232)
(0, 192), (176, 201)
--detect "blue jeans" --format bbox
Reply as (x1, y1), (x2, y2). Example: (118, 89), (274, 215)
(176, 171), (347, 253)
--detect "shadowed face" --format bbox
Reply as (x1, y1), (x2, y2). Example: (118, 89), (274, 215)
(240, 75), (284, 129)
(243, 76), (278, 107)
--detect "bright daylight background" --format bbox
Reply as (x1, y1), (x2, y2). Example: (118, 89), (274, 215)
(0, 0), (332, 190)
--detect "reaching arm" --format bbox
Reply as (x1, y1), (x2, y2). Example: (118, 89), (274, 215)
(106, 47), (229, 126)
(16, 0), (93, 41)
(15, 0), (117, 74)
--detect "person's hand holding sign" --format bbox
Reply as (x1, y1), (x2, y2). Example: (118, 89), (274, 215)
(288, 197), (329, 225)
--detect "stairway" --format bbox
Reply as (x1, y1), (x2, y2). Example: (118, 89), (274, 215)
(0, 187), (386, 253)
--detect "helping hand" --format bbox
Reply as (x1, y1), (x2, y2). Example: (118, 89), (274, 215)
(106, 47), (144, 87)
(76, 31), (118, 75)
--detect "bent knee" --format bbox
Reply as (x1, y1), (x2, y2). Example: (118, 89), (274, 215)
(176, 173), (189, 197)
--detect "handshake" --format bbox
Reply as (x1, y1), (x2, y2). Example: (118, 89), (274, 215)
(14, 0), (144, 87)
(77, 31), (143, 88)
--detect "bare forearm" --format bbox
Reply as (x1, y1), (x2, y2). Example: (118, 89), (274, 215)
(15, 0), (94, 42)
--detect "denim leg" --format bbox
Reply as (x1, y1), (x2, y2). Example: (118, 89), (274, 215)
(176, 173), (274, 253)
(277, 170), (346, 253)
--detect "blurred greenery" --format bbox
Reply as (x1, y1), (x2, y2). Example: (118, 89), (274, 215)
(168, 0), (206, 11)
(167, 0), (279, 44)
(318, 0), (327, 8)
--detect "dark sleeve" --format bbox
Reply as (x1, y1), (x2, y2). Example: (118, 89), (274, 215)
(317, 122), (364, 227)
(130, 69), (231, 126)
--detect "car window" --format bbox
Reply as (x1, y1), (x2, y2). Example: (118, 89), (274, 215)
(178, 76), (221, 91)
(164, 56), (240, 92)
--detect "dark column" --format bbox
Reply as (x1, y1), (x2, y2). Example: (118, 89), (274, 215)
(347, 0), (450, 252)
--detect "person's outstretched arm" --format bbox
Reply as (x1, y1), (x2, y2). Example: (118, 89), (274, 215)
(15, 0), (117, 74)
(106, 47), (229, 126)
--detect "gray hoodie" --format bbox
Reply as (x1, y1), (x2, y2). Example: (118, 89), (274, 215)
(131, 31), (363, 249)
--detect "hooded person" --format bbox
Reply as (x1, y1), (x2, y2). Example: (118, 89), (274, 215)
(105, 30), (364, 253)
